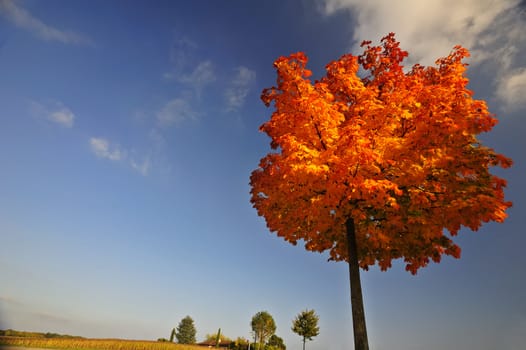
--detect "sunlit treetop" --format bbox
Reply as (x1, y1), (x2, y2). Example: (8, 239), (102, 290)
(250, 33), (512, 274)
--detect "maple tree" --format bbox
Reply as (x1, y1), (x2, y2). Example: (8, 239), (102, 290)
(250, 33), (512, 350)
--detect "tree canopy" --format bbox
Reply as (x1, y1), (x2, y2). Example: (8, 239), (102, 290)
(250, 33), (512, 274)
(203, 330), (231, 344)
(267, 334), (286, 350)
(291, 309), (319, 350)
(175, 316), (196, 344)
(251, 311), (276, 347)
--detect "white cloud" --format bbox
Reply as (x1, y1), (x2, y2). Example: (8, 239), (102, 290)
(225, 66), (256, 111)
(30, 100), (75, 128)
(319, 0), (526, 111)
(89, 137), (124, 161)
(319, 0), (515, 65)
(49, 107), (75, 128)
(0, 0), (93, 45)
(497, 68), (526, 111)
(157, 98), (198, 127)
(89, 137), (154, 176)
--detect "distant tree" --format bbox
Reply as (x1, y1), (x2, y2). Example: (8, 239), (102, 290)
(251, 311), (276, 348)
(292, 310), (319, 350)
(175, 315), (197, 344)
(266, 334), (286, 350)
(215, 328), (222, 348)
(229, 337), (250, 350)
(169, 328), (176, 342)
(204, 330), (231, 345)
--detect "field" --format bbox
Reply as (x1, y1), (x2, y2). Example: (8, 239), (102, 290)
(0, 337), (205, 350)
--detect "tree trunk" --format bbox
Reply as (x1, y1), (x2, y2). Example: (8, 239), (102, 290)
(303, 337), (306, 350)
(346, 218), (369, 350)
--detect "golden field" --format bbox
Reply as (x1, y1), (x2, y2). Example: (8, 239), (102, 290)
(0, 336), (204, 350)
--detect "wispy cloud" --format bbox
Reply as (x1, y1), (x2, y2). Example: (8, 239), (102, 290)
(163, 35), (205, 78)
(156, 98), (198, 127)
(178, 60), (216, 96)
(0, 295), (24, 306)
(319, 0), (526, 111)
(48, 107), (75, 128)
(89, 137), (155, 176)
(163, 33), (215, 97)
(130, 156), (151, 176)
(159, 33), (218, 136)
(165, 60), (216, 99)
(89, 137), (125, 161)
(225, 66), (256, 111)
(0, 0), (93, 45)
(148, 128), (166, 150)
(30, 100), (75, 128)
(163, 35), (199, 79)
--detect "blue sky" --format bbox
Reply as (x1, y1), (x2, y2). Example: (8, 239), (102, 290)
(0, 1), (525, 349)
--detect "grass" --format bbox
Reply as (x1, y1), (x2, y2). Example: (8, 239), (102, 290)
(0, 337), (204, 350)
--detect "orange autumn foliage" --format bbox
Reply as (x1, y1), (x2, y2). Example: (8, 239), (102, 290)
(250, 33), (512, 274)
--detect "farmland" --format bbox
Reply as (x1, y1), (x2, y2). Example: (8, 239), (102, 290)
(0, 336), (204, 350)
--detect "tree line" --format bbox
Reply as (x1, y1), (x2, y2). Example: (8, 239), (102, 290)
(0, 329), (83, 339)
(161, 309), (319, 350)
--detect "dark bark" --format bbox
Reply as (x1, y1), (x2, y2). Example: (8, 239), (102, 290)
(346, 218), (369, 350)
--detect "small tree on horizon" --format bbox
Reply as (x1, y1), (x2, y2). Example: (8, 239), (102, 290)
(291, 310), (319, 350)
(231, 337), (250, 350)
(267, 334), (286, 350)
(175, 316), (196, 344)
(250, 311), (276, 349)
(203, 330), (231, 345)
